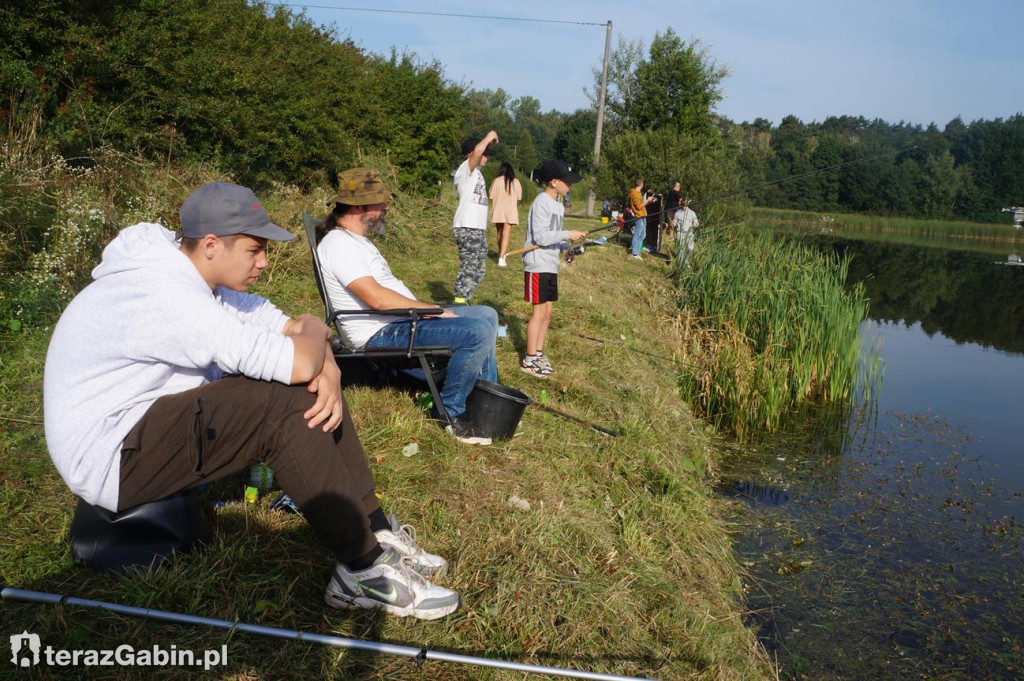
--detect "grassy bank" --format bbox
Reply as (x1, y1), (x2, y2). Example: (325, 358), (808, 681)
(0, 156), (774, 679)
(753, 206), (1024, 248)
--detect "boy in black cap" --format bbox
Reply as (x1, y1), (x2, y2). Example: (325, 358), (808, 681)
(520, 160), (587, 377)
(452, 130), (499, 303)
(44, 182), (459, 620)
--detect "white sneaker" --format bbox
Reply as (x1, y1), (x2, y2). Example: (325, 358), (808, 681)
(375, 514), (449, 576)
(520, 356), (552, 378)
(498, 256), (507, 267)
(324, 547), (460, 620)
(533, 353), (555, 375)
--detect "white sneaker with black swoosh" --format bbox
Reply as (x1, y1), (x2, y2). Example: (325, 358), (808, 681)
(324, 547), (460, 620)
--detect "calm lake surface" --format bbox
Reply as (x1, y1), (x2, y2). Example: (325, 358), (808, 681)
(720, 235), (1024, 679)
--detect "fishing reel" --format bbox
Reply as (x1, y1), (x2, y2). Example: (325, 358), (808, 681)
(561, 242), (586, 264)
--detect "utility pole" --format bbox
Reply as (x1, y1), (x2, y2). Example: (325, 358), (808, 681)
(586, 20), (612, 218)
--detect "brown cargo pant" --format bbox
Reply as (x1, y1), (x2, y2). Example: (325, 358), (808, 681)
(118, 375), (379, 563)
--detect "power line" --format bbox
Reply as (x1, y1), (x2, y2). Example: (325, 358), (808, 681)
(266, 3), (607, 27)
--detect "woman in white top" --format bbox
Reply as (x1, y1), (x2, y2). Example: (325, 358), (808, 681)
(488, 162), (522, 267)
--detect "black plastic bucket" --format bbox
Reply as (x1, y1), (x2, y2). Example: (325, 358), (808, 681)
(461, 380), (531, 440)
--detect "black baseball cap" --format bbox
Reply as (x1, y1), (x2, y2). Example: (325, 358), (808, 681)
(536, 159), (583, 184)
(179, 182), (295, 241)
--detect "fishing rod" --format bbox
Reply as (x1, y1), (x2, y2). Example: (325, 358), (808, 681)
(506, 222), (619, 258)
(526, 397), (619, 436)
(616, 146), (918, 230)
(1, 586), (651, 680)
(511, 147), (913, 260)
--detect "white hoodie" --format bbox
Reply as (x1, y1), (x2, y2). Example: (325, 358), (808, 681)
(43, 223), (294, 511)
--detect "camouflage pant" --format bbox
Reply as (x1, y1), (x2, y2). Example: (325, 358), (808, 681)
(453, 227), (487, 300)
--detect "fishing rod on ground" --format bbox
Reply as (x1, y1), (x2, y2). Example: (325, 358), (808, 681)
(527, 397), (619, 437)
(1, 586), (652, 680)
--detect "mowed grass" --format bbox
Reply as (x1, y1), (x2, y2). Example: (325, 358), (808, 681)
(0, 166), (774, 679)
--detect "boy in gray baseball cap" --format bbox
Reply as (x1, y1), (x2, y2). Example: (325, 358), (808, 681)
(44, 181), (459, 620)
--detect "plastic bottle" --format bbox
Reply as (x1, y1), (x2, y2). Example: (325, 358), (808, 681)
(249, 463), (274, 493)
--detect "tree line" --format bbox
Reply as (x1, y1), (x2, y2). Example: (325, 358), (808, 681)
(3, 1), (1021, 222)
(732, 114), (1024, 223)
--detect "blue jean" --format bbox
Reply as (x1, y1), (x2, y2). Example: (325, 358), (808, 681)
(364, 305), (498, 419)
(631, 217), (647, 255)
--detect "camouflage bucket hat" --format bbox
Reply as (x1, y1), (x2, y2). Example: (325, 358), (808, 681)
(334, 168), (393, 206)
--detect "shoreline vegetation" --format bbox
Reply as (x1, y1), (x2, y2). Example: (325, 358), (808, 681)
(1, 153), (777, 679)
(753, 206), (1024, 250)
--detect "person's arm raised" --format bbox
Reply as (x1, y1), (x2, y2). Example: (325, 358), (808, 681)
(468, 130), (499, 172)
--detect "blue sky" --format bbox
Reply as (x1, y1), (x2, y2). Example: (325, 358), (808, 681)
(284, 0), (1024, 128)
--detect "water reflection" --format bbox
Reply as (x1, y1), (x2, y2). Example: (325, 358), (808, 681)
(723, 236), (1024, 680)
(809, 236), (1024, 353)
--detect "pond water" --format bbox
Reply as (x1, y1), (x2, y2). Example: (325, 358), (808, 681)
(720, 236), (1024, 679)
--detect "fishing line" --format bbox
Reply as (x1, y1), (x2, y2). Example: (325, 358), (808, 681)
(267, 4), (607, 27)
(600, 146), (917, 249)
(574, 333), (697, 368)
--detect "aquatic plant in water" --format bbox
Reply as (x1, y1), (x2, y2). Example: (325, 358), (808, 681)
(675, 223), (877, 439)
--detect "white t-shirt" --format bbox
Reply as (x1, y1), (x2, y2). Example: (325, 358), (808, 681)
(452, 159), (488, 230)
(317, 228), (418, 348)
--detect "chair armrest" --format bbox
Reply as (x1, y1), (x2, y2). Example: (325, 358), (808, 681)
(326, 307), (446, 357)
(326, 307), (444, 325)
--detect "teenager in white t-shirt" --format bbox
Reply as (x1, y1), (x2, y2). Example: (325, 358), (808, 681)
(451, 130), (498, 303)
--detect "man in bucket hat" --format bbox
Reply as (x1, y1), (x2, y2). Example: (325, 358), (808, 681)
(315, 167), (499, 445)
(44, 181), (459, 620)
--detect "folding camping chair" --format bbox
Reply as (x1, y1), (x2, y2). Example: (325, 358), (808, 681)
(302, 214), (453, 424)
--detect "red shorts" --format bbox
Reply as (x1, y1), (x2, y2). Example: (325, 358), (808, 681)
(524, 272), (558, 304)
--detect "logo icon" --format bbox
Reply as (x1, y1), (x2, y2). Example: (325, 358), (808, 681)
(10, 631), (40, 667)
(360, 583), (400, 604)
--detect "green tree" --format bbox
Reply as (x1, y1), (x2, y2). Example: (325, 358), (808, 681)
(514, 129), (538, 176)
(595, 127), (741, 213)
(587, 35), (643, 133)
(630, 30), (729, 134)
(552, 108), (597, 172)
(354, 50), (465, 191)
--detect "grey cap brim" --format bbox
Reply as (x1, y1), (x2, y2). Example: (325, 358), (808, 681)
(245, 221), (296, 242)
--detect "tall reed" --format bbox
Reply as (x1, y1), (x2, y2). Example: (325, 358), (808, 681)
(675, 221), (875, 439)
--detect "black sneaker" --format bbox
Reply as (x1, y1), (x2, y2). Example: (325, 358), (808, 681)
(444, 416), (492, 445)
